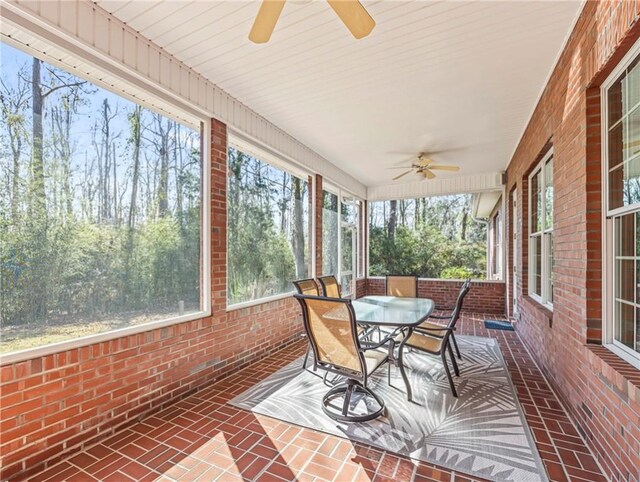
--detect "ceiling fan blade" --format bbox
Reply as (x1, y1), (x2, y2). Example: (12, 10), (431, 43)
(386, 166), (414, 170)
(424, 168), (436, 179)
(428, 165), (460, 172)
(326, 0), (375, 39)
(249, 0), (286, 43)
(392, 170), (414, 181)
(417, 156), (434, 166)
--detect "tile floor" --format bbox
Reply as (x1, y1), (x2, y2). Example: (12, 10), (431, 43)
(30, 314), (606, 482)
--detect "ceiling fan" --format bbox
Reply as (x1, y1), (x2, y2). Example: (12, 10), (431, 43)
(390, 153), (460, 181)
(249, 0), (375, 43)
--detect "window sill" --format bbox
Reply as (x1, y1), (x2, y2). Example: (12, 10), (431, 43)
(586, 344), (640, 403)
(522, 295), (553, 327)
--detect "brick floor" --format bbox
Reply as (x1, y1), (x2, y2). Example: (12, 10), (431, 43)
(28, 313), (606, 482)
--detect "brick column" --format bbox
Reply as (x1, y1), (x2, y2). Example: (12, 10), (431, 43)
(585, 87), (603, 343)
(210, 118), (228, 314)
(315, 174), (323, 277)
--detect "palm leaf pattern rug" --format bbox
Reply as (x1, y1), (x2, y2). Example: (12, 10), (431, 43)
(230, 335), (548, 482)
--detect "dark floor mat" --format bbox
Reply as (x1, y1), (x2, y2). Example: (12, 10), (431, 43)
(484, 319), (515, 331)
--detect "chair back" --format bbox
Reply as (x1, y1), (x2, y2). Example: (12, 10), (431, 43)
(294, 294), (364, 377)
(318, 275), (341, 298)
(386, 275), (418, 298)
(448, 279), (471, 329)
(293, 278), (319, 296)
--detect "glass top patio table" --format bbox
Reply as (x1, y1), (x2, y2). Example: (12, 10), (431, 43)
(351, 296), (435, 327)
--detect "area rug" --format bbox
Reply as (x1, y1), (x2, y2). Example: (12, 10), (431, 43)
(484, 320), (515, 331)
(230, 335), (548, 482)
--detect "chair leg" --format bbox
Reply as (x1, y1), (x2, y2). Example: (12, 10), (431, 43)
(342, 384), (355, 416)
(303, 343), (310, 369)
(447, 343), (460, 377)
(451, 332), (462, 360)
(441, 352), (458, 398)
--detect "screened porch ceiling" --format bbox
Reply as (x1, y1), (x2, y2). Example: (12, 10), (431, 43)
(94, 0), (582, 192)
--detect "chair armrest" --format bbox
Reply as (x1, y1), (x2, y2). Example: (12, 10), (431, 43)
(415, 326), (454, 333)
(360, 332), (398, 351)
(428, 314), (451, 319)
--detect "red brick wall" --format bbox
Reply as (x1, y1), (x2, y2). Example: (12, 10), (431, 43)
(365, 278), (506, 315)
(505, 2), (640, 481)
(0, 119), (306, 481)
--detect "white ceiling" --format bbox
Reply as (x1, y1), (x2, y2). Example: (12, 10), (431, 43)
(96, 0), (582, 188)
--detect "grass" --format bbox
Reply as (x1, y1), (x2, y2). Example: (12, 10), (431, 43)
(0, 304), (199, 354)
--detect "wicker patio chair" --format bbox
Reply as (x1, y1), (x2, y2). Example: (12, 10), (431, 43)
(416, 279), (470, 361)
(386, 275), (418, 298)
(294, 294), (389, 422)
(318, 275), (341, 298)
(399, 281), (469, 397)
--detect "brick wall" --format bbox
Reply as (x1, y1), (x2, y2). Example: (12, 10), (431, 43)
(366, 278), (506, 315)
(504, 2), (640, 480)
(0, 119), (306, 481)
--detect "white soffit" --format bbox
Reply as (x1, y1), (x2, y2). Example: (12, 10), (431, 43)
(472, 190), (503, 218)
(0, 0), (367, 198)
(94, 0), (583, 188)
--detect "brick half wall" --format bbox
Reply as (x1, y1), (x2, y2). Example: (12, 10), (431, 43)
(365, 278), (506, 315)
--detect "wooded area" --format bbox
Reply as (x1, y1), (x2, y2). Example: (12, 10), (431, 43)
(369, 195), (487, 279)
(0, 45), (202, 351)
(227, 147), (310, 305)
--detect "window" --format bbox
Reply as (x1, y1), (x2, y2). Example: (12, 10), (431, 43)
(528, 151), (553, 307)
(368, 194), (487, 279)
(321, 187), (361, 297)
(227, 146), (311, 306)
(491, 210), (503, 280)
(604, 41), (640, 363)
(0, 43), (206, 355)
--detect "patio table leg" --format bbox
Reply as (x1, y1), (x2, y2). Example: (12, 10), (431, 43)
(397, 328), (413, 402)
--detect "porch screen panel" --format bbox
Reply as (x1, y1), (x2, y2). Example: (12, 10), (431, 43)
(368, 195), (487, 279)
(227, 146), (311, 305)
(0, 43), (204, 354)
(606, 48), (640, 359)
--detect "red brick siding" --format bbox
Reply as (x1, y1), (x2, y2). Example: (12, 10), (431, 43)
(355, 278), (367, 299)
(504, 2), (640, 481)
(0, 118), (306, 481)
(315, 175), (323, 276)
(366, 278), (506, 315)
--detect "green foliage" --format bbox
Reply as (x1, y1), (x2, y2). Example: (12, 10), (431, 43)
(226, 147), (308, 305)
(369, 196), (487, 279)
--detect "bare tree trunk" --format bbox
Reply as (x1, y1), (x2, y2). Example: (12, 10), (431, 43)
(280, 171), (289, 234)
(292, 177), (306, 278)
(154, 115), (171, 218)
(388, 200), (397, 241)
(461, 208), (468, 241)
(128, 106), (141, 229)
(30, 58), (46, 220)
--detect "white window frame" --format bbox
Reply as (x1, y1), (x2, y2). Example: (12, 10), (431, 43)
(528, 149), (554, 309)
(0, 43), (211, 365)
(601, 37), (640, 368)
(225, 137), (316, 311)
